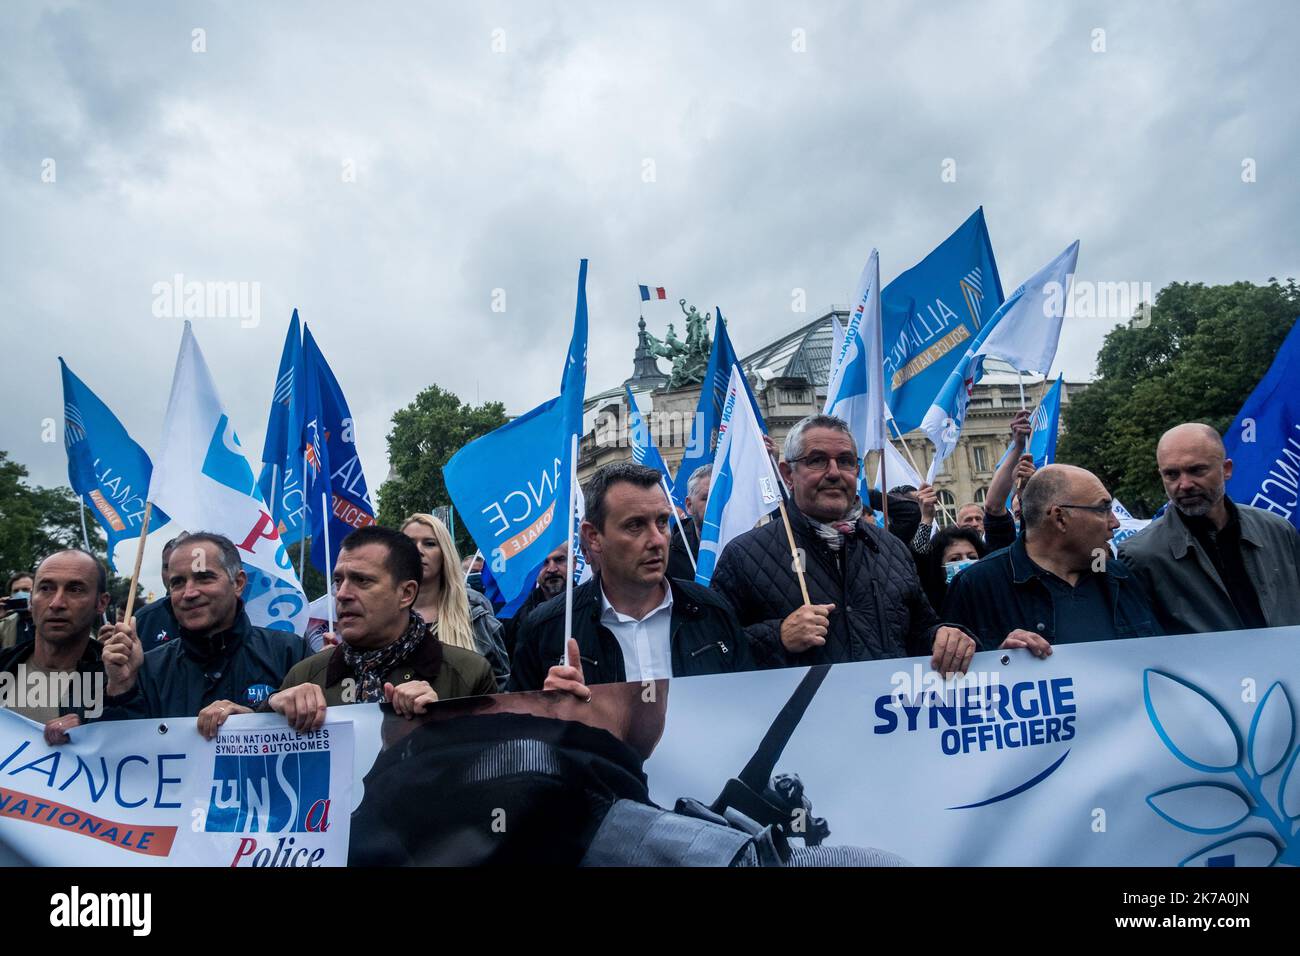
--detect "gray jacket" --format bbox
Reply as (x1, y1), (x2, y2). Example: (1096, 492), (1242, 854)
(1118, 500), (1300, 635)
(467, 588), (510, 691)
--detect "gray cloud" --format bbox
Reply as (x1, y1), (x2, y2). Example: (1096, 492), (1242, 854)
(1, 0), (1296, 576)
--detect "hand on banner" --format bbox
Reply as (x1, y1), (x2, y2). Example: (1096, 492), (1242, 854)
(781, 604), (834, 653)
(916, 484), (938, 524)
(100, 618), (143, 696)
(268, 684), (328, 733)
(44, 714), (81, 746)
(931, 626), (976, 677)
(1008, 408), (1032, 448)
(197, 700), (254, 740)
(543, 638), (592, 702)
(384, 680), (438, 718)
(1001, 629), (1053, 659)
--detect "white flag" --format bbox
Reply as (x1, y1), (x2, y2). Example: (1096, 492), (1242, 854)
(695, 365), (782, 586)
(150, 322), (309, 636)
(825, 249), (886, 452)
(874, 439), (923, 492)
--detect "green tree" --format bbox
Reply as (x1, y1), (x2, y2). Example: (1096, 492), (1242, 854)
(376, 385), (507, 554)
(1058, 278), (1300, 516)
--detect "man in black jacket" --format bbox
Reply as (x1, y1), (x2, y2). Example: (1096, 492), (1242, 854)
(0, 550), (109, 745)
(510, 462), (754, 692)
(711, 414), (975, 675)
(100, 532), (311, 725)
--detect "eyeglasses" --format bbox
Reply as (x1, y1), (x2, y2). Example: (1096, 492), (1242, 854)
(788, 453), (862, 474)
(1055, 501), (1113, 515)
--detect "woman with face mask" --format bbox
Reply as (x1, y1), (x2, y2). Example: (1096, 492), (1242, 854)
(918, 526), (987, 616)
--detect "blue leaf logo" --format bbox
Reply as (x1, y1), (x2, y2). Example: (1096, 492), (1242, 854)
(1144, 670), (1242, 772)
(1146, 783), (1251, 834)
(1278, 747), (1300, 821)
(1248, 682), (1294, 777)
(1179, 833), (1281, 868)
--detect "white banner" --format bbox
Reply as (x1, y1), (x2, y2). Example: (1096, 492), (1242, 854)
(0, 710), (353, 866)
(4, 627), (1297, 866)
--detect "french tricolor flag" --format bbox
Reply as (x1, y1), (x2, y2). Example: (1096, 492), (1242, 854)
(639, 285), (667, 302)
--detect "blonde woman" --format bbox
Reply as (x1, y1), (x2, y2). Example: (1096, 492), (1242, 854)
(400, 514), (510, 691)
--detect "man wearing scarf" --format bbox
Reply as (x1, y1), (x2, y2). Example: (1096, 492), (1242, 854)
(710, 414), (975, 674)
(261, 526), (497, 737)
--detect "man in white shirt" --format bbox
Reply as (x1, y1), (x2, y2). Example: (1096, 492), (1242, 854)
(508, 462), (754, 694)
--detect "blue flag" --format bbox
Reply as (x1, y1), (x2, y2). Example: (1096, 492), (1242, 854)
(59, 359), (170, 569)
(670, 307), (766, 508)
(882, 208), (1004, 433)
(1224, 317), (1300, 531)
(302, 325), (376, 575)
(256, 310), (308, 547)
(444, 260), (589, 610)
(624, 385), (670, 480)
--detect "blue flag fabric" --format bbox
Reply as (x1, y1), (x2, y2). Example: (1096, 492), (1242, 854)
(624, 386), (670, 480)
(59, 359), (170, 569)
(302, 325), (376, 576)
(670, 308), (766, 508)
(256, 310), (308, 547)
(1224, 317), (1300, 531)
(881, 208), (1004, 433)
(444, 260), (590, 611)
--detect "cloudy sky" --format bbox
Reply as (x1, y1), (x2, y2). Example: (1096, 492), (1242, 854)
(2, 0), (1296, 571)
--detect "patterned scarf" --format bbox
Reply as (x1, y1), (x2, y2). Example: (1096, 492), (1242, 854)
(807, 498), (865, 552)
(341, 611), (428, 703)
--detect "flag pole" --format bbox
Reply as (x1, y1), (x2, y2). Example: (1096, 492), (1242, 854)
(122, 501), (153, 623)
(1017, 370), (1027, 410)
(321, 491), (334, 634)
(660, 475), (696, 575)
(464, 548), (481, 585)
(563, 433), (578, 667)
(885, 418), (956, 526)
(876, 285), (889, 532)
(78, 500), (92, 552)
(769, 451), (810, 606)
(297, 449), (308, 578)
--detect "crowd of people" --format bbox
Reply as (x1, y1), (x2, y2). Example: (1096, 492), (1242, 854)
(2, 410), (1299, 748)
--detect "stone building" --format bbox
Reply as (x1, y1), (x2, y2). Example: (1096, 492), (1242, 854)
(578, 309), (1087, 525)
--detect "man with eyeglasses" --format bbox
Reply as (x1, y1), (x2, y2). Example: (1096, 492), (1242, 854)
(710, 414), (976, 675)
(943, 464), (1161, 653)
(1118, 423), (1300, 634)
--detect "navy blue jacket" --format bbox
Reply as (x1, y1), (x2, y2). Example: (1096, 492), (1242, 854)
(101, 604), (311, 720)
(942, 536), (1162, 650)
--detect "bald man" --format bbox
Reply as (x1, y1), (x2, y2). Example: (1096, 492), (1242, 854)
(1118, 423), (1300, 634)
(943, 464), (1161, 652)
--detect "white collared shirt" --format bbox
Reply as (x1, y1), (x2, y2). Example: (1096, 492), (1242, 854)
(599, 583), (674, 681)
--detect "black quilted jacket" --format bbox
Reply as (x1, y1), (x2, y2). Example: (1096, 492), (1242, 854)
(710, 501), (949, 668)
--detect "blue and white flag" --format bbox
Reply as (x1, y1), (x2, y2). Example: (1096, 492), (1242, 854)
(830, 314), (845, 375)
(695, 365), (782, 586)
(920, 241), (1079, 481)
(624, 385), (670, 480)
(993, 373), (1064, 506)
(59, 359), (171, 570)
(882, 208), (1005, 433)
(824, 249), (886, 454)
(302, 325), (377, 576)
(1224, 317), (1300, 530)
(148, 323), (308, 635)
(444, 260), (589, 612)
(1110, 498), (1151, 550)
(671, 307), (766, 509)
(256, 310), (308, 548)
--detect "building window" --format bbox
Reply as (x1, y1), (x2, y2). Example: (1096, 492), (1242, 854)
(973, 446), (989, 473)
(974, 486), (987, 505)
(936, 490), (957, 528)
